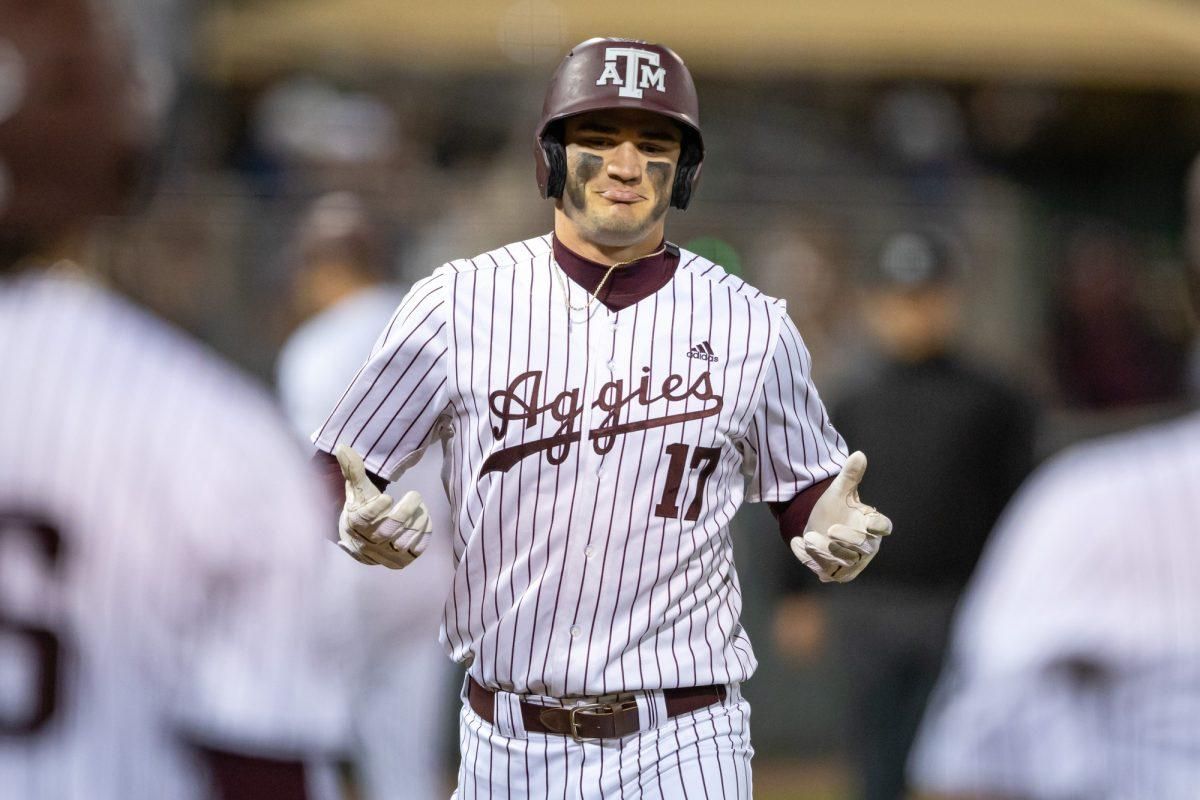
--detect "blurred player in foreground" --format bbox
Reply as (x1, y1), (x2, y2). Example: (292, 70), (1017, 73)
(276, 192), (455, 798)
(907, 172), (1200, 798)
(0, 1), (350, 797)
(312, 37), (893, 797)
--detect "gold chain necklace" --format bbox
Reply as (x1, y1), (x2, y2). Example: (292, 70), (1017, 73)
(554, 243), (668, 315)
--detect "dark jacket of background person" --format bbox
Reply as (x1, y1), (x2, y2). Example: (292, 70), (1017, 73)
(831, 353), (1036, 592)
(790, 354), (1037, 800)
(780, 230), (1038, 800)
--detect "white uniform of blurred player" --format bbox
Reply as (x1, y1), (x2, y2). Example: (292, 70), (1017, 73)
(909, 151), (1200, 800)
(276, 193), (454, 800)
(908, 415), (1200, 799)
(0, 2), (351, 797)
(0, 271), (352, 799)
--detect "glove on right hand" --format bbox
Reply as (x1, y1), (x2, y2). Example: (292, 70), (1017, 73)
(335, 444), (431, 570)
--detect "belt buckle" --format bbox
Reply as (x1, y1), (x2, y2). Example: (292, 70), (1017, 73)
(567, 699), (639, 742)
(567, 702), (606, 742)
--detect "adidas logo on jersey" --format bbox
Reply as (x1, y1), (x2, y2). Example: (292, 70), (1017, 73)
(686, 341), (719, 362)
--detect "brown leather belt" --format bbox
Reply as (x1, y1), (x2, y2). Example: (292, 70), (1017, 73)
(468, 677), (726, 741)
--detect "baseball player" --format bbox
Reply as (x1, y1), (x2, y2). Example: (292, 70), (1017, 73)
(907, 414), (1200, 799)
(276, 192), (456, 799)
(313, 38), (893, 797)
(906, 160), (1200, 800)
(0, 1), (353, 797)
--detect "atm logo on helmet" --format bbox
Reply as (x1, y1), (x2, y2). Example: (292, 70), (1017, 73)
(595, 47), (667, 99)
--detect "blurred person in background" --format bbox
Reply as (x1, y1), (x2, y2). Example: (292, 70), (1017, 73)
(775, 229), (1037, 800)
(750, 221), (869, 393)
(905, 164), (1200, 800)
(275, 191), (455, 799)
(0, 1), (354, 797)
(1052, 220), (1189, 409)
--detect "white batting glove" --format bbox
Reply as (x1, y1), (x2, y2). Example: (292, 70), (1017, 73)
(335, 444), (432, 570)
(792, 451), (892, 584)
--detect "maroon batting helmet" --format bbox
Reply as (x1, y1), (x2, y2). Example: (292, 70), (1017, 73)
(535, 37), (704, 210)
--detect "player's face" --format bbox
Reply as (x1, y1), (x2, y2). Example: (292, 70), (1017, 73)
(558, 109), (682, 249)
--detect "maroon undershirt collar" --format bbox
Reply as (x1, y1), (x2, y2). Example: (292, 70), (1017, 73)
(552, 235), (680, 312)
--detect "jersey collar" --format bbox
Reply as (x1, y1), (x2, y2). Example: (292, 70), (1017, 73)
(552, 235), (680, 312)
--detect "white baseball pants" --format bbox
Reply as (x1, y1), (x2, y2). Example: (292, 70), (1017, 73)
(453, 682), (753, 799)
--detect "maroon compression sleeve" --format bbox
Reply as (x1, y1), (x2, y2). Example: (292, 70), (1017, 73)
(768, 476), (834, 547)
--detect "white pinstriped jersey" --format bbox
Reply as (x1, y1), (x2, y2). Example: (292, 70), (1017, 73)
(0, 270), (350, 799)
(314, 233), (847, 697)
(908, 412), (1200, 799)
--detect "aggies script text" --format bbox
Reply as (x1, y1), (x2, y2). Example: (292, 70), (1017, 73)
(480, 367), (723, 474)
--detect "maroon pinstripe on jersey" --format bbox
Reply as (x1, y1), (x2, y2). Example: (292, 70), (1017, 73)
(314, 233), (847, 697)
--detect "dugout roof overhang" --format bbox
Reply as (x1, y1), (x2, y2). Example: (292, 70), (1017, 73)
(202, 0), (1200, 89)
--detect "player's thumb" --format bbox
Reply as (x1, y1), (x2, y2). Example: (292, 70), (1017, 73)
(336, 443), (380, 503)
(828, 451), (868, 499)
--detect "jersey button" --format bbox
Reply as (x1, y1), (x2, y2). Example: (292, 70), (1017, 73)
(606, 360), (616, 371)
(569, 625), (582, 638)
(584, 545), (595, 559)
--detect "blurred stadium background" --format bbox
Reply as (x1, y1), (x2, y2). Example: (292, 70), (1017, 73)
(87, 1), (1200, 796)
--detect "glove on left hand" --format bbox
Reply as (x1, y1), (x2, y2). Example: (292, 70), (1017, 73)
(792, 451), (892, 583)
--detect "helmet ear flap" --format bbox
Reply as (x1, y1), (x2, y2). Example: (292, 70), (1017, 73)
(542, 136), (567, 199)
(670, 162), (698, 210)
(669, 137), (703, 210)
